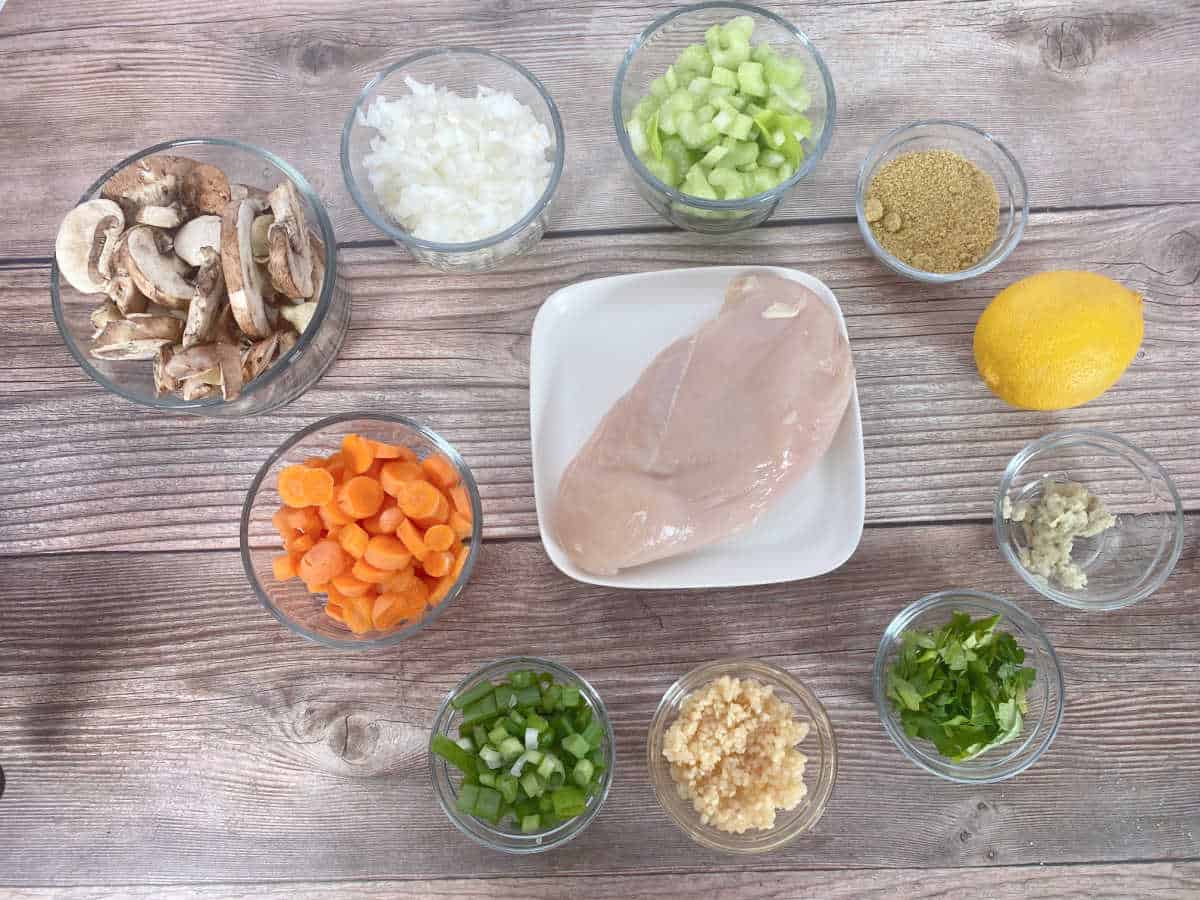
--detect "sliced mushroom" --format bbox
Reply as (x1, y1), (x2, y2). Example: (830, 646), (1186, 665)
(90, 318), (180, 361)
(121, 225), (195, 309)
(134, 201), (187, 229)
(215, 341), (244, 400)
(101, 154), (192, 221)
(181, 163), (231, 216)
(220, 195), (273, 338)
(153, 345), (181, 396)
(276, 328), (298, 357)
(164, 343), (222, 380)
(55, 199), (126, 294)
(279, 300), (317, 335)
(181, 374), (219, 401)
(266, 181), (314, 300)
(250, 214), (274, 264)
(240, 332), (279, 383)
(309, 233), (327, 297)
(84, 213), (125, 287)
(174, 215), (222, 267)
(229, 183), (270, 203)
(123, 313), (186, 342)
(90, 301), (123, 338)
(183, 247), (226, 348)
(213, 302), (240, 346)
(106, 273), (147, 315)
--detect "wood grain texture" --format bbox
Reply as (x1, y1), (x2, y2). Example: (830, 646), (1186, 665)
(6, 861), (1200, 898)
(2, 205), (1196, 554)
(1, 0), (1198, 254)
(0, 522), (1196, 885)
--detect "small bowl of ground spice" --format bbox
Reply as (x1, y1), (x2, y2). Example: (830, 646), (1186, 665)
(855, 120), (1028, 282)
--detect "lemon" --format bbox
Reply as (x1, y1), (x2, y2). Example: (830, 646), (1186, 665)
(973, 271), (1143, 410)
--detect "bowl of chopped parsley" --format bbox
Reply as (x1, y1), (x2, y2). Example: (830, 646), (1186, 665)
(873, 590), (1064, 783)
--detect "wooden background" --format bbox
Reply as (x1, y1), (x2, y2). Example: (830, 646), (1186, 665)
(1, 1), (1198, 897)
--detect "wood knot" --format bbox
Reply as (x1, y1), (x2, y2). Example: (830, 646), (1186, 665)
(300, 42), (346, 76)
(1157, 230), (1200, 286)
(1040, 19), (1102, 72)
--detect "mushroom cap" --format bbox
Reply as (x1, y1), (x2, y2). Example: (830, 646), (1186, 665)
(181, 163), (232, 216)
(175, 215), (223, 267)
(122, 225), (195, 310)
(55, 199), (125, 294)
(101, 154), (193, 219)
(220, 195), (273, 339)
(183, 247), (227, 349)
(266, 181), (315, 300)
(90, 316), (182, 360)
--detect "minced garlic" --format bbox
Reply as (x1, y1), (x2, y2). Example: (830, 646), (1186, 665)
(1003, 481), (1116, 590)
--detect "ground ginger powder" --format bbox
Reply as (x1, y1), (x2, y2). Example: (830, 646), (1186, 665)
(865, 149), (1000, 273)
(663, 675), (809, 833)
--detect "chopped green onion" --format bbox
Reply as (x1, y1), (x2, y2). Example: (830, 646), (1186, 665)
(477, 770), (497, 788)
(525, 727), (540, 751)
(521, 814), (542, 834)
(457, 782), (480, 816)
(479, 746), (503, 770)
(455, 736), (474, 753)
(580, 719), (604, 750)
(540, 684), (562, 711)
(495, 684), (516, 710)
(536, 753), (564, 782)
(560, 686), (582, 709)
(488, 723), (509, 746)
(498, 736), (524, 763)
(462, 693), (498, 726)
(513, 684), (541, 708)
(431, 734), (477, 776)
(474, 786), (502, 823)
(451, 681), (495, 710)
(520, 770), (544, 798)
(551, 786), (587, 819)
(572, 758), (595, 788)
(562, 733), (591, 760)
(497, 773), (519, 804)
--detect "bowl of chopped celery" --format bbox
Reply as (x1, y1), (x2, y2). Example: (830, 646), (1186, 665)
(873, 590), (1065, 783)
(614, 2), (835, 233)
(429, 657), (614, 853)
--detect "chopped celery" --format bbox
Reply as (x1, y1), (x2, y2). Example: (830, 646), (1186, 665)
(664, 64), (680, 92)
(711, 65), (738, 89)
(649, 76), (670, 99)
(737, 61), (767, 97)
(677, 43), (713, 76)
(520, 770), (544, 798)
(631, 96), (659, 123)
(752, 42), (775, 64)
(709, 168), (746, 198)
(765, 55), (804, 89)
(688, 75), (713, 96)
(488, 723), (509, 746)
(695, 103), (716, 123)
(479, 746), (503, 770)
(647, 110), (662, 161)
(724, 15), (755, 42)
(759, 148), (786, 169)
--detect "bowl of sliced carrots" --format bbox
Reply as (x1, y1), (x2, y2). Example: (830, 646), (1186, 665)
(240, 413), (483, 648)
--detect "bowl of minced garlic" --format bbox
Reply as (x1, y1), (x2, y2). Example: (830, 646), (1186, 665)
(647, 659), (838, 853)
(856, 120), (1029, 282)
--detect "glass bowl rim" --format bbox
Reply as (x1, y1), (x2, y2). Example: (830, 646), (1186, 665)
(50, 136), (339, 412)
(238, 412), (484, 650)
(873, 589), (1065, 783)
(993, 429), (1186, 611)
(854, 118), (1030, 283)
(647, 656), (838, 853)
(612, 0), (838, 211)
(340, 46), (566, 253)
(428, 655), (615, 853)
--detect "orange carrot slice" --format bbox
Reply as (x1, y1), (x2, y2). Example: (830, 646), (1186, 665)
(341, 433), (376, 475)
(368, 439), (417, 462)
(397, 518), (429, 561)
(331, 573), (371, 598)
(272, 554), (298, 581)
(364, 535), (413, 572)
(338, 476), (385, 520)
(448, 484), (473, 521)
(398, 480), (441, 519)
(422, 549), (454, 578)
(448, 511), (473, 541)
(380, 461), (424, 498)
(421, 453), (460, 490)
(423, 524), (455, 553)
(299, 539), (350, 585)
(338, 522), (369, 559)
(352, 558), (391, 584)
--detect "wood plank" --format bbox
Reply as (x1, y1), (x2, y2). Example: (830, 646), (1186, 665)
(2, 205), (1196, 554)
(0, 522), (1196, 884)
(1, 0), (1199, 255)
(6, 861), (1199, 898)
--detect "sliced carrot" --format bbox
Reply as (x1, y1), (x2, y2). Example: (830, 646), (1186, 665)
(284, 506), (323, 535)
(285, 532), (317, 555)
(272, 507), (297, 541)
(339, 522), (369, 559)
(371, 591), (417, 631)
(448, 484), (473, 521)
(422, 549), (454, 578)
(324, 600), (347, 624)
(377, 505), (406, 534)
(413, 576), (435, 605)
(449, 511), (473, 540)
(430, 574), (456, 606)
(331, 573), (371, 598)
(364, 535), (413, 572)
(325, 452), (347, 482)
(423, 524), (455, 553)
(398, 480), (442, 519)
(272, 554), (298, 581)
(341, 433), (376, 475)
(421, 453), (460, 489)
(397, 518), (429, 561)
(352, 558), (391, 584)
(380, 460), (424, 498)
(303, 457), (326, 468)
(299, 539), (350, 585)
(342, 595), (373, 634)
(305, 581), (330, 595)
(450, 543), (470, 580)
(319, 500), (354, 529)
(412, 493), (450, 528)
(365, 459), (386, 480)
(361, 496), (397, 535)
(338, 476), (385, 520)
(279, 464), (335, 508)
(368, 439), (416, 462)
(381, 566), (417, 594)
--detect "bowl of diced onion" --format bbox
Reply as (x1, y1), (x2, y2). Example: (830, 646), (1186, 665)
(614, 2), (836, 233)
(342, 48), (565, 273)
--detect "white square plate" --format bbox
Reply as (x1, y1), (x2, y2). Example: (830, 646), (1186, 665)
(530, 266), (865, 589)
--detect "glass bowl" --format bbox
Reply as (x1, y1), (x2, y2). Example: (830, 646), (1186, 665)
(874, 590), (1064, 783)
(995, 430), (1184, 612)
(613, 2), (836, 234)
(51, 137), (349, 417)
(240, 413), (483, 649)
(429, 657), (615, 854)
(855, 120), (1028, 282)
(342, 48), (565, 273)
(647, 658), (837, 853)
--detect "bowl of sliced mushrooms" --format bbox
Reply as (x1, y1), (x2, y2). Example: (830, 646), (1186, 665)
(51, 138), (349, 415)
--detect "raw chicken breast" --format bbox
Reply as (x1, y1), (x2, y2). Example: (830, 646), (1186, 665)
(551, 272), (855, 575)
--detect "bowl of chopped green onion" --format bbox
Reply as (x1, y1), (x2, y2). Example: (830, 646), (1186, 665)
(613, 2), (836, 233)
(873, 590), (1064, 783)
(429, 657), (614, 853)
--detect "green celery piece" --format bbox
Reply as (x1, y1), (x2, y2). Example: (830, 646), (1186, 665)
(678, 112), (709, 150)
(521, 814), (542, 834)
(676, 43), (713, 76)
(649, 76), (670, 100)
(695, 103), (716, 123)
(751, 42), (775, 64)
(760, 148), (785, 168)
(560, 686), (582, 709)
(750, 169), (778, 194)
(477, 770), (497, 788)
(704, 24), (724, 54)
(658, 106), (678, 136)
(688, 76), (713, 96)
(709, 168), (746, 199)
(457, 782), (480, 816)
(514, 798), (537, 819)
(718, 139), (758, 169)
(562, 732), (591, 760)
(664, 64), (680, 92)
(474, 786), (503, 823)
(706, 84), (735, 103)
(538, 793), (554, 814)
(550, 786), (588, 819)
(520, 770), (544, 799)
(627, 118), (649, 157)
(729, 113), (754, 141)
(661, 136), (695, 177)
(737, 61), (768, 97)
(710, 65), (738, 89)
(452, 680), (495, 711)
(764, 55), (804, 89)
(646, 156), (681, 187)
(768, 80), (810, 112)
(497, 773), (520, 804)
(723, 15), (755, 42)
(631, 95), (659, 123)
(462, 692), (498, 726)
(572, 758), (595, 788)
(682, 168), (718, 200)
(781, 130), (803, 168)
(712, 107), (737, 136)
(664, 89), (697, 113)
(431, 733), (478, 776)
(711, 39), (750, 70)
(508, 670), (535, 690)
(537, 752), (565, 782)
